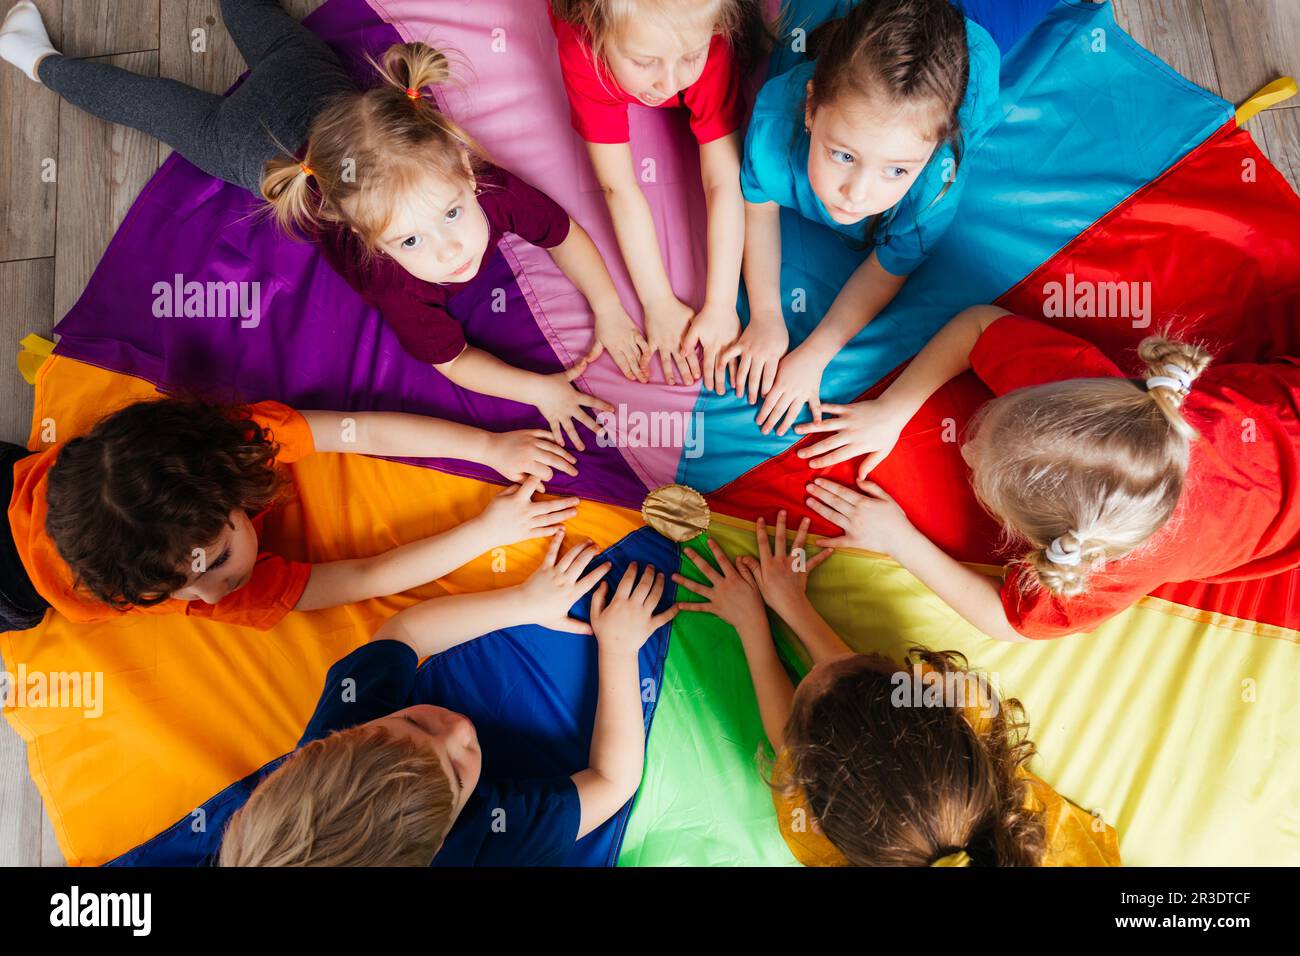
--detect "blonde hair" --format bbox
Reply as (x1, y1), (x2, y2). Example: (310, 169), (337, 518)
(219, 723), (455, 867)
(261, 42), (487, 250)
(964, 332), (1212, 597)
(550, 0), (772, 74)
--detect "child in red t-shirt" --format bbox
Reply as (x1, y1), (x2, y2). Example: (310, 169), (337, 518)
(793, 305), (1300, 639)
(547, 0), (770, 393)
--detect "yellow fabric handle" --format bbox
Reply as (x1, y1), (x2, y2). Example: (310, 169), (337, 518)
(17, 333), (55, 385)
(1236, 77), (1297, 126)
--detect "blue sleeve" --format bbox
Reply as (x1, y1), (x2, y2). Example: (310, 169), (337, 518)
(297, 640), (418, 746)
(740, 66), (809, 208)
(433, 776), (581, 867)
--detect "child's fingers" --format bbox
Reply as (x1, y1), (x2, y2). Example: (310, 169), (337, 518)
(558, 415), (585, 453)
(670, 572), (711, 600)
(792, 515), (810, 553)
(570, 407), (604, 438)
(705, 538), (737, 576)
(673, 598), (716, 614)
(807, 444), (862, 470)
(538, 450), (578, 477)
(611, 348), (638, 382)
(754, 515), (772, 561)
(533, 510), (578, 534)
(796, 431), (849, 461)
(857, 452), (886, 482)
(683, 345), (702, 384)
(775, 397), (805, 436)
(575, 560), (614, 593)
(630, 564), (657, 603)
(542, 529), (564, 565)
(549, 418), (566, 449)
(856, 478), (893, 502)
(672, 350), (695, 386)
(815, 535), (846, 550)
(681, 545), (721, 584)
(649, 606), (679, 629)
(806, 546), (834, 572)
(811, 478), (863, 506)
(589, 580), (609, 617)
(755, 387), (786, 432)
(533, 495), (581, 515)
(805, 497), (846, 528)
(556, 539), (593, 573)
(759, 360), (779, 401)
(642, 570), (666, 608)
(615, 561), (640, 599)
(774, 509), (788, 557)
(550, 616), (594, 635)
(655, 346), (678, 387)
(734, 558), (758, 588)
(576, 391), (615, 415)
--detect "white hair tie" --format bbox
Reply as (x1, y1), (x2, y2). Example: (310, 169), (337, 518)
(1045, 534), (1083, 567)
(1145, 363), (1193, 395)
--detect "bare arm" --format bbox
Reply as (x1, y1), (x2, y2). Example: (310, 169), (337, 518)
(719, 199), (790, 404)
(572, 564), (677, 838)
(733, 616), (796, 752)
(300, 409), (493, 459)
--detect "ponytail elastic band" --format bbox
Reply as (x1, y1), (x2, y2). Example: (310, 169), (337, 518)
(931, 850), (972, 867)
(299, 162), (315, 178)
(1045, 533), (1083, 567)
(1145, 363), (1193, 395)
(405, 86), (420, 100)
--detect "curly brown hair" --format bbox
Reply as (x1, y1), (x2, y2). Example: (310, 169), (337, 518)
(781, 648), (1047, 866)
(45, 398), (289, 609)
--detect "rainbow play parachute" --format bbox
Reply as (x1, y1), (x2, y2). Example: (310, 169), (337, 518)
(3, 0), (1299, 866)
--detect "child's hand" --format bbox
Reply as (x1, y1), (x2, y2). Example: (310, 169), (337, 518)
(520, 532), (613, 634)
(589, 562), (677, 656)
(683, 301), (741, 396)
(483, 429), (579, 482)
(793, 399), (908, 479)
(672, 538), (767, 635)
(717, 312), (789, 405)
(643, 295), (698, 386)
(805, 477), (914, 556)
(536, 369), (615, 453)
(756, 344), (828, 436)
(740, 510), (833, 620)
(593, 305), (651, 383)
(476, 476), (580, 549)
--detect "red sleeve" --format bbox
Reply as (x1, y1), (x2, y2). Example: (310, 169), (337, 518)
(971, 315), (1126, 396)
(999, 561), (1160, 639)
(682, 36), (745, 144)
(187, 553), (312, 631)
(549, 9), (631, 144)
(481, 166), (573, 249)
(247, 401), (315, 463)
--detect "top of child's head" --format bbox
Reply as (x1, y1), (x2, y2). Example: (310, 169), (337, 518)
(45, 397), (286, 609)
(961, 332), (1213, 598)
(552, 0), (772, 100)
(780, 648), (1047, 866)
(802, 0), (969, 224)
(260, 42), (494, 285)
(218, 704), (480, 866)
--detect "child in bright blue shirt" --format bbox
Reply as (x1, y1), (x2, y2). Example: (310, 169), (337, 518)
(722, 0), (1001, 434)
(218, 534), (676, 867)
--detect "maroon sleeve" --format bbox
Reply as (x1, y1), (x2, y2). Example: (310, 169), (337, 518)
(312, 222), (467, 365)
(479, 165), (572, 250)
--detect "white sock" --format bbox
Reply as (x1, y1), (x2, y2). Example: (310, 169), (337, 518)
(0, 1), (59, 82)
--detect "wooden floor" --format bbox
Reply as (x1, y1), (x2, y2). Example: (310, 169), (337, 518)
(0, 0), (1298, 866)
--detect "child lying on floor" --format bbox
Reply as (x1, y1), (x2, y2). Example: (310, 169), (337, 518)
(2, 396), (578, 631)
(219, 534), (676, 866)
(673, 511), (1120, 866)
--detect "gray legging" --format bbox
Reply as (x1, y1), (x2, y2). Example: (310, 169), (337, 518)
(37, 0), (356, 195)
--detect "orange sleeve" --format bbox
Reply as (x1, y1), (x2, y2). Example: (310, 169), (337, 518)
(246, 401), (315, 463)
(186, 552), (312, 631)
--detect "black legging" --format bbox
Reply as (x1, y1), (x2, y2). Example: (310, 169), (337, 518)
(36, 0), (355, 194)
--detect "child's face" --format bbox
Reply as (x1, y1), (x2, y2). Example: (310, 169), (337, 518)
(370, 704), (482, 823)
(605, 18), (714, 107)
(371, 167), (490, 286)
(169, 508), (260, 605)
(804, 87), (940, 225)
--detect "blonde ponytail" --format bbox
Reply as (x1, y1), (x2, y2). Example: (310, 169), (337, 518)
(1138, 334), (1212, 441)
(259, 41), (486, 248)
(964, 330), (1215, 599)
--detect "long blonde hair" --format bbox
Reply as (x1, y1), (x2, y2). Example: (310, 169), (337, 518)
(550, 0), (772, 74)
(964, 332), (1213, 597)
(219, 723), (454, 867)
(261, 42), (487, 250)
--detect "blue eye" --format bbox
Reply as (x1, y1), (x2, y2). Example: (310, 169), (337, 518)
(829, 149), (855, 165)
(885, 166), (909, 179)
(445, 207), (462, 224)
(401, 235), (423, 249)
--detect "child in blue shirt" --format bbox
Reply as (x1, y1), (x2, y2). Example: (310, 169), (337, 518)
(722, 0), (1000, 434)
(218, 533), (675, 866)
